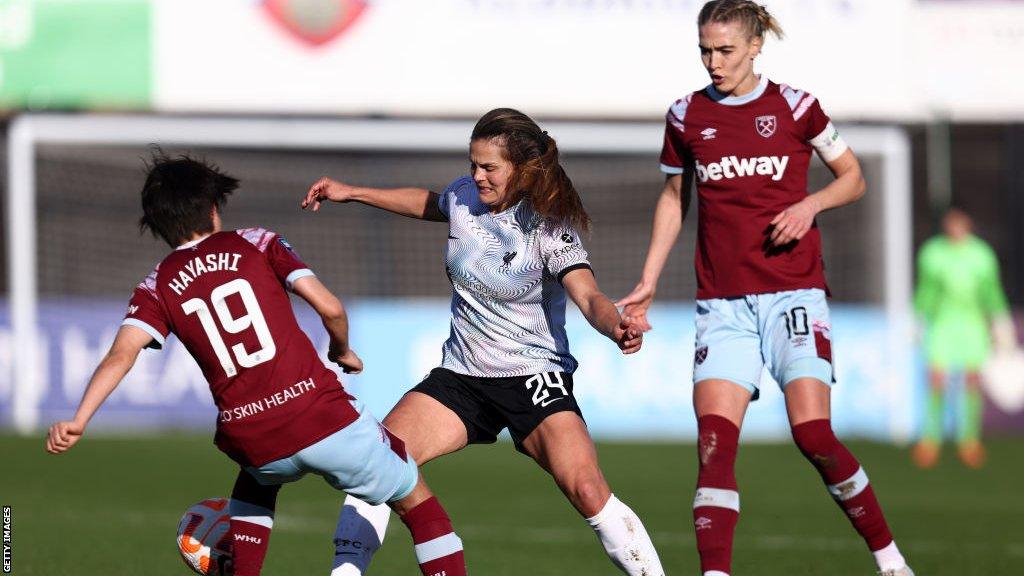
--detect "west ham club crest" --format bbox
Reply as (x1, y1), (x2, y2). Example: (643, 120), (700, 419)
(755, 115), (777, 138)
(263, 0), (367, 47)
(695, 345), (708, 365)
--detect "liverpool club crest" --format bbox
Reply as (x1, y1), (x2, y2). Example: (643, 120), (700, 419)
(755, 115), (777, 138)
(263, 0), (368, 47)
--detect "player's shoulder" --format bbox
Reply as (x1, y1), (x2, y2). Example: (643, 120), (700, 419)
(235, 227), (279, 252)
(968, 235), (999, 259)
(442, 175), (482, 211)
(665, 91), (701, 131)
(918, 235), (945, 257)
(135, 263), (162, 300)
(445, 175), (476, 196)
(772, 80), (821, 121)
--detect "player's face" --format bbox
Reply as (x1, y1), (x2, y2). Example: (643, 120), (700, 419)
(943, 211), (972, 241)
(698, 21), (762, 96)
(470, 138), (516, 211)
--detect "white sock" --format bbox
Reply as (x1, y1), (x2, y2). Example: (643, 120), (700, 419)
(704, 572), (730, 576)
(872, 540), (907, 572)
(585, 494), (665, 576)
(330, 496), (392, 575)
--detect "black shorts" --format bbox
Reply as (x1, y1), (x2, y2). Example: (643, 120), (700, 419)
(411, 367), (583, 454)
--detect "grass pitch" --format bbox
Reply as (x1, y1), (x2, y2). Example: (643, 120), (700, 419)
(5, 434), (1021, 575)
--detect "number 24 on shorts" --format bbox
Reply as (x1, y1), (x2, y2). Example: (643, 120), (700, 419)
(525, 373), (569, 407)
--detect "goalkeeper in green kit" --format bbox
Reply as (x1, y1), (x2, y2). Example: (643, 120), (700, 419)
(913, 208), (1016, 468)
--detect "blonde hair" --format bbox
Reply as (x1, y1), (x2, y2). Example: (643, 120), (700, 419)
(698, 0), (784, 41)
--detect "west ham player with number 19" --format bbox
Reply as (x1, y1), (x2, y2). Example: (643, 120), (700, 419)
(45, 154), (468, 576)
(616, 2), (915, 576)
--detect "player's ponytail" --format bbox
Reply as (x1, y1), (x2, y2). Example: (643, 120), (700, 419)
(471, 108), (591, 232)
(698, 0), (784, 41)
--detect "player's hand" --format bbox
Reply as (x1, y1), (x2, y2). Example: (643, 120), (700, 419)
(46, 421), (84, 454)
(330, 345), (364, 374)
(769, 196), (821, 246)
(613, 316), (644, 354)
(615, 281), (655, 332)
(302, 177), (354, 212)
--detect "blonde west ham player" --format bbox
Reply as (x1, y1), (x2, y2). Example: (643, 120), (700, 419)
(302, 109), (665, 576)
(617, 2), (914, 576)
(45, 154), (468, 576)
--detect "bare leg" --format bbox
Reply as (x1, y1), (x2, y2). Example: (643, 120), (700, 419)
(520, 412), (664, 576)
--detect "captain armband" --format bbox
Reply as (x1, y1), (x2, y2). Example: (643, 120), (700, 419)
(809, 122), (849, 163)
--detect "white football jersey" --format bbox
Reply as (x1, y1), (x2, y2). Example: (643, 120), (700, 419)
(437, 176), (591, 378)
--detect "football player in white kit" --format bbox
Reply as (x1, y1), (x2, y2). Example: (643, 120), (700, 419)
(302, 108), (665, 576)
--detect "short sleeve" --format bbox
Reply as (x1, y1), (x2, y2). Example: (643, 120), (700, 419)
(122, 275), (170, 350)
(437, 187), (451, 219)
(540, 221), (592, 283)
(265, 235), (315, 291)
(804, 99), (848, 162)
(801, 98), (831, 140)
(659, 99), (690, 175)
(437, 176), (471, 220)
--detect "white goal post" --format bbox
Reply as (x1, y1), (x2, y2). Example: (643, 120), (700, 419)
(5, 114), (913, 436)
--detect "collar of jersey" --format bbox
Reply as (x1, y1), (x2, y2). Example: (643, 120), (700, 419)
(705, 75), (768, 106)
(176, 233), (213, 250)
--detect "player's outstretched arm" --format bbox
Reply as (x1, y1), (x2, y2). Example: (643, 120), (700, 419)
(291, 275), (363, 374)
(301, 177), (447, 222)
(564, 268), (643, 355)
(46, 325), (152, 454)
(615, 173), (689, 331)
(769, 149), (866, 246)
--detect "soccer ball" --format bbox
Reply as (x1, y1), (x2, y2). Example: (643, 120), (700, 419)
(176, 498), (234, 575)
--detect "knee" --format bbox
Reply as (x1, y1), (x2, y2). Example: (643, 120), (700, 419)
(559, 470), (609, 516)
(696, 415), (740, 480)
(791, 419), (837, 457)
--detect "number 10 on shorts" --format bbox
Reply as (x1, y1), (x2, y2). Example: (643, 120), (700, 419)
(525, 373), (568, 407)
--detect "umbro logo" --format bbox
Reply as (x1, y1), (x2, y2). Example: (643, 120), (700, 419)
(560, 233), (574, 243)
(701, 127), (717, 140)
(695, 516), (713, 530)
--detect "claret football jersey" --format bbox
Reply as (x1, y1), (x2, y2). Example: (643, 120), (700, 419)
(122, 228), (358, 466)
(660, 76), (849, 299)
(437, 176), (592, 378)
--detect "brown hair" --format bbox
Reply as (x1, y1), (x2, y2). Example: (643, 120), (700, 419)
(471, 108), (590, 232)
(698, 0), (784, 41)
